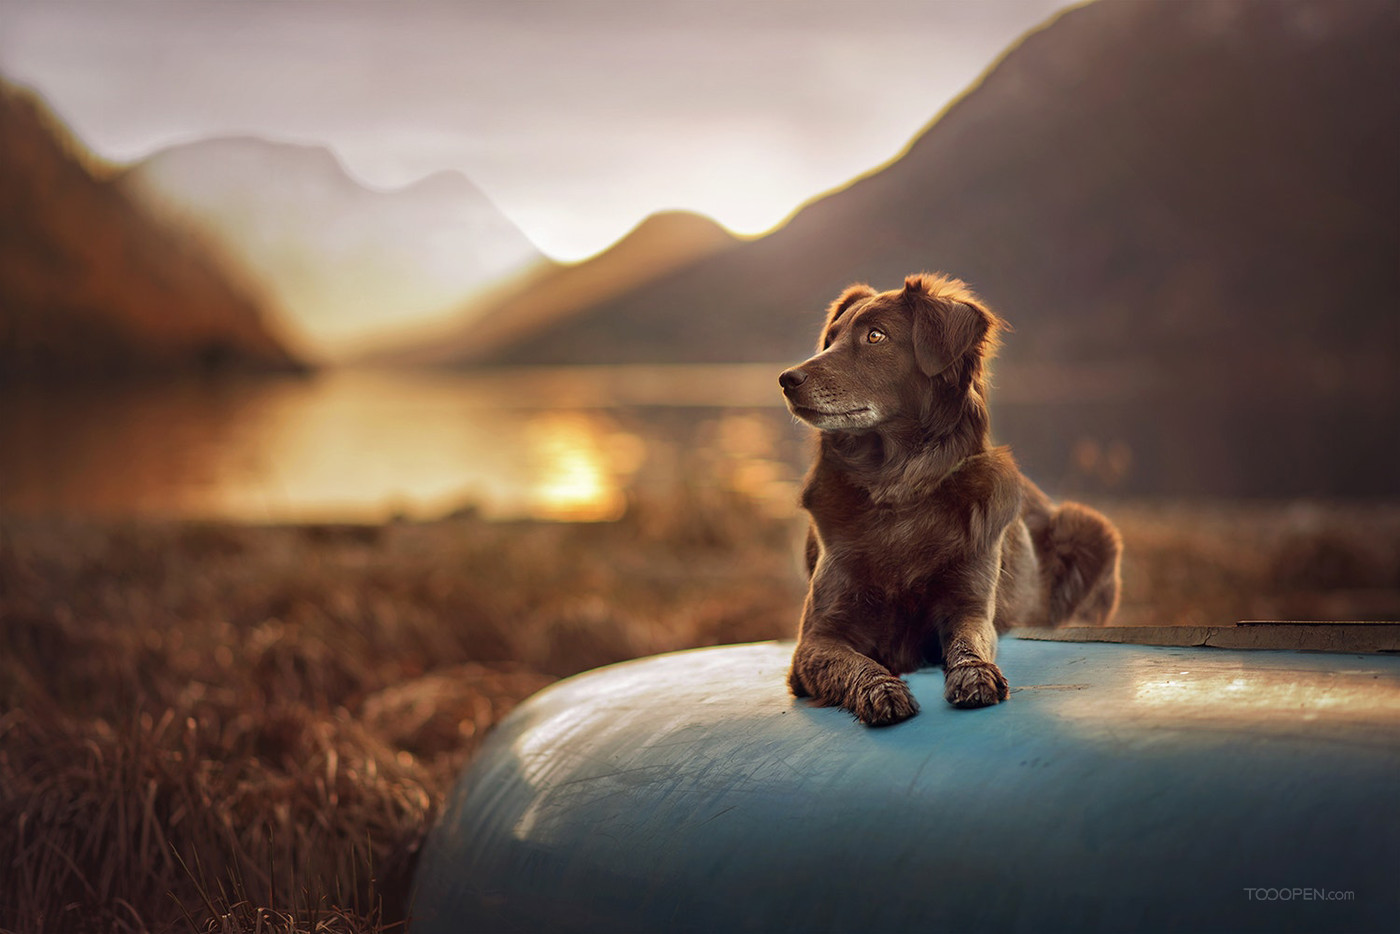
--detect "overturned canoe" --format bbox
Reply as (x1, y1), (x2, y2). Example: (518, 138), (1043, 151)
(411, 637), (1400, 933)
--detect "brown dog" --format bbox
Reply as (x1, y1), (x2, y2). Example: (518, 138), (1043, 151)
(780, 273), (1121, 726)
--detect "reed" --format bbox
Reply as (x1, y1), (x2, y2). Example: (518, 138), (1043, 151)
(1, 493), (1395, 930)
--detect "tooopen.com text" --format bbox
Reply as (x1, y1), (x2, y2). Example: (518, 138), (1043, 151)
(1244, 888), (1355, 902)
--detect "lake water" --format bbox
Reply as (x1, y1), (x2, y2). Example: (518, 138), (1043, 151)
(3, 364), (1388, 523)
(0, 366), (815, 523)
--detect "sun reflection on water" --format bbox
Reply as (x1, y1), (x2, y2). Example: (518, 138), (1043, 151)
(0, 367), (806, 523)
(524, 413), (643, 521)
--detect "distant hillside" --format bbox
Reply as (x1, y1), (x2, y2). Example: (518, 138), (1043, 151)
(121, 138), (545, 358)
(0, 79), (301, 381)
(470, 0), (1399, 496)
(484, 0), (1398, 373)
(370, 210), (737, 367)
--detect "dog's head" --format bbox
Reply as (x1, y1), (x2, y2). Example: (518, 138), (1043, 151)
(778, 273), (1004, 433)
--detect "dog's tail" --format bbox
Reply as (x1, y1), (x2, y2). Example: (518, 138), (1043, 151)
(1022, 478), (1122, 628)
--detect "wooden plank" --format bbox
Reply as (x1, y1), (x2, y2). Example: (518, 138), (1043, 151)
(1237, 619), (1397, 626)
(1009, 625), (1214, 648)
(1207, 624), (1400, 653)
(1009, 623), (1400, 653)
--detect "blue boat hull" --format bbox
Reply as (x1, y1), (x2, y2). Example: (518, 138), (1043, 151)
(412, 638), (1400, 933)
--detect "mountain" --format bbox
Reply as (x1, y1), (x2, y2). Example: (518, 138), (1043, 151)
(370, 210), (737, 367)
(464, 0), (1399, 496)
(0, 79), (302, 381)
(479, 0), (1398, 373)
(120, 137), (545, 358)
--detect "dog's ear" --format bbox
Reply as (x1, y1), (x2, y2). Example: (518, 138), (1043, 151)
(820, 284), (876, 349)
(904, 274), (1002, 379)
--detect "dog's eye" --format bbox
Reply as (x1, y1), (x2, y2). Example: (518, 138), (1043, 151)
(866, 329), (887, 344)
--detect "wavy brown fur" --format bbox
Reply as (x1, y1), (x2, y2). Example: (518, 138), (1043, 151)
(780, 273), (1121, 726)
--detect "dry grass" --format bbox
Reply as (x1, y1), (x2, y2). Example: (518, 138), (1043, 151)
(1110, 499), (1400, 626)
(1, 491), (1396, 931)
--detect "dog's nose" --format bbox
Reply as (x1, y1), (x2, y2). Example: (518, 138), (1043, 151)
(779, 368), (808, 390)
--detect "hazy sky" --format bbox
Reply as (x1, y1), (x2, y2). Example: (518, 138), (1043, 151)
(0, 0), (1067, 260)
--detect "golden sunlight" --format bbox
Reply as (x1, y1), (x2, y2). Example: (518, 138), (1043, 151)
(712, 413), (800, 517)
(1120, 658), (1400, 726)
(524, 413), (637, 521)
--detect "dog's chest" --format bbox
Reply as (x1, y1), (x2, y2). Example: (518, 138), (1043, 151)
(814, 495), (965, 589)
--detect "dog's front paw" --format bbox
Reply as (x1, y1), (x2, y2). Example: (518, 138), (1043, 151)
(854, 675), (919, 726)
(944, 661), (1009, 709)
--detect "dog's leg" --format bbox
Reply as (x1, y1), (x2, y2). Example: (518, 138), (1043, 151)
(939, 546), (1011, 709)
(790, 635), (919, 726)
(941, 623), (1010, 708)
(790, 563), (919, 726)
